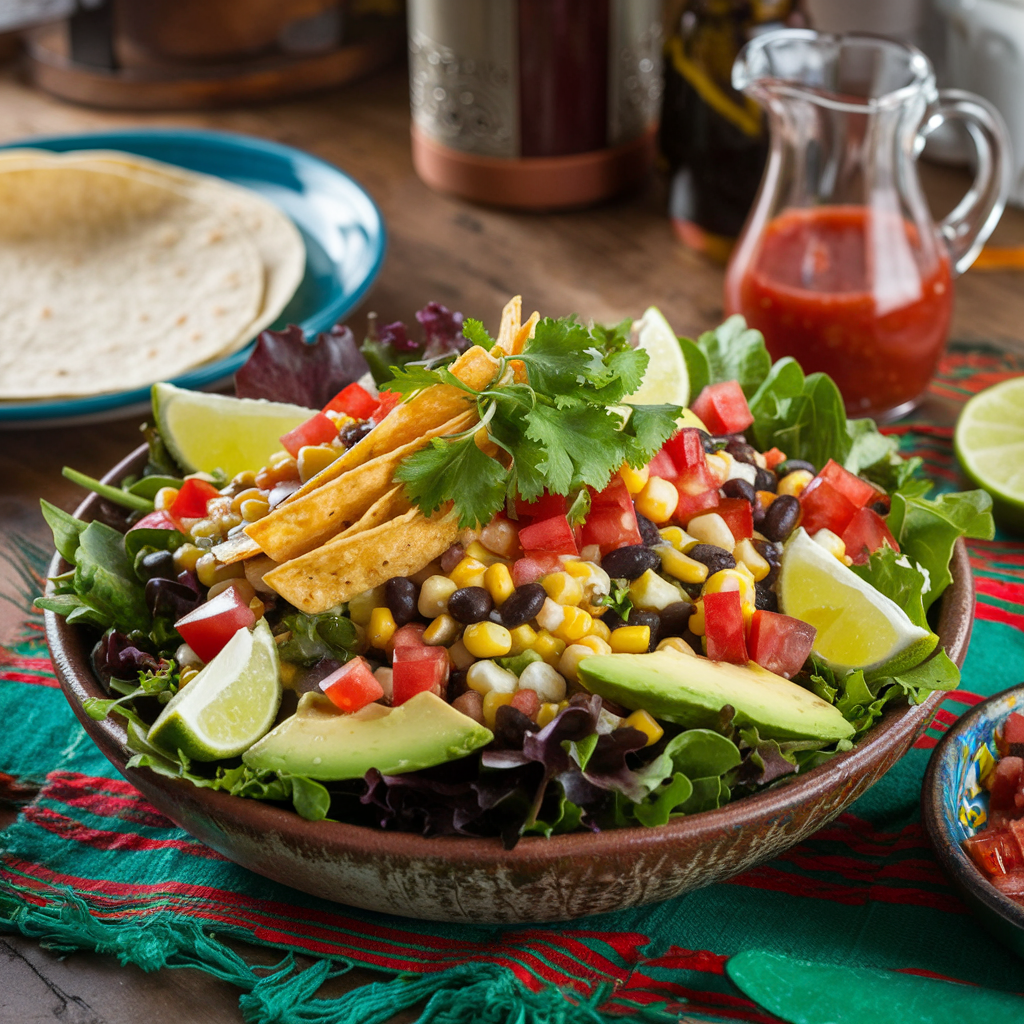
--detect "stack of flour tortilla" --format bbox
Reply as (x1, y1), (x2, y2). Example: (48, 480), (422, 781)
(0, 149), (304, 400)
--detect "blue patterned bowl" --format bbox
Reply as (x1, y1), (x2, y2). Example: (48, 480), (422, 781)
(922, 685), (1024, 957)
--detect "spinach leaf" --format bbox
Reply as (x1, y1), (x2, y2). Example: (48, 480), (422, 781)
(124, 526), (189, 565)
(850, 546), (930, 630)
(748, 357), (805, 452)
(73, 522), (151, 633)
(694, 315), (771, 398)
(678, 335), (710, 399)
(277, 610), (358, 666)
(40, 500), (87, 564)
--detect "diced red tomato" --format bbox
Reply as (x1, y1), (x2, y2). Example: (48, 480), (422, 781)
(716, 497), (754, 541)
(392, 644), (449, 706)
(590, 474), (635, 513)
(387, 623), (427, 656)
(990, 756), (1024, 815)
(818, 459), (884, 509)
(323, 382), (377, 420)
(174, 588), (255, 663)
(280, 412), (339, 459)
(663, 428), (707, 473)
(673, 486), (720, 525)
(964, 827), (1024, 877)
(518, 514), (578, 556)
(1002, 712), (1024, 758)
(747, 610), (816, 679)
(703, 590), (748, 665)
(690, 381), (754, 435)
(515, 492), (568, 522)
(799, 477), (857, 536)
(129, 510), (182, 532)
(578, 476), (643, 555)
(168, 477), (221, 520)
(372, 389), (401, 422)
(511, 688), (540, 720)
(512, 552), (564, 587)
(647, 448), (678, 481)
(319, 656), (384, 712)
(842, 507), (899, 565)
(763, 447), (787, 470)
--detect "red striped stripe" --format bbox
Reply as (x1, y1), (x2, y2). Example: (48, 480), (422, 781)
(0, 670), (58, 687)
(975, 601), (1024, 632)
(915, 735), (938, 750)
(975, 577), (1024, 605)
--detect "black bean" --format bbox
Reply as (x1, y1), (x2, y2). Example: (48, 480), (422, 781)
(753, 539), (782, 586)
(658, 600), (693, 639)
(339, 420), (373, 448)
(601, 545), (660, 580)
(871, 498), (890, 516)
(687, 543), (736, 574)
(384, 576), (419, 626)
(138, 549), (176, 581)
(755, 582), (778, 612)
(726, 439), (758, 465)
(777, 458), (817, 476)
(635, 511), (662, 548)
(706, 434), (732, 452)
(447, 669), (469, 700)
(499, 583), (546, 628)
(602, 610), (626, 631)
(761, 494), (801, 541)
(754, 467), (778, 493)
(721, 479), (756, 504)
(628, 610), (661, 650)
(697, 430), (719, 453)
(448, 586), (493, 624)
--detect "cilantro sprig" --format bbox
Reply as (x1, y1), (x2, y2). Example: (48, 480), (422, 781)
(392, 316), (681, 528)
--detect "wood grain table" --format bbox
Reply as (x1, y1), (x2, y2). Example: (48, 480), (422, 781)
(2, 55), (1024, 1024)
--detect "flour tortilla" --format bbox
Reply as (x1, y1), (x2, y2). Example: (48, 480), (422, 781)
(0, 163), (264, 399)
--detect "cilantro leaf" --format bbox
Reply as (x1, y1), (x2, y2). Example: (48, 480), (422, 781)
(590, 346), (649, 404)
(524, 403), (627, 495)
(590, 319), (633, 352)
(623, 404), (681, 460)
(386, 363), (476, 399)
(567, 488), (591, 527)
(462, 318), (493, 348)
(517, 316), (594, 399)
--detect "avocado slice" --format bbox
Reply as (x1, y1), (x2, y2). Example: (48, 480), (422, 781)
(242, 690), (494, 780)
(578, 651), (854, 742)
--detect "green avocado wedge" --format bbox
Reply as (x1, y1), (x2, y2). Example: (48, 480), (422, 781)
(242, 690), (494, 781)
(578, 650), (854, 743)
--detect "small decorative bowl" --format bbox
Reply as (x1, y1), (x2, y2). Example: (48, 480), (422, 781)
(922, 684), (1024, 957)
(45, 445), (977, 923)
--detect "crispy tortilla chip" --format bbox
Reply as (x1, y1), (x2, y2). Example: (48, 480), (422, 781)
(264, 507), (460, 614)
(246, 410), (474, 563)
(286, 345), (499, 503)
(212, 532), (262, 565)
(511, 310), (539, 356)
(336, 484), (410, 540)
(495, 295), (522, 355)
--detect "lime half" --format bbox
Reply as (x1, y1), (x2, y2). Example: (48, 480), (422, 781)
(149, 619), (281, 760)
(153, 382), (315, 478)
(955, 376), (1024, 532)
(779, 528), (933, 672)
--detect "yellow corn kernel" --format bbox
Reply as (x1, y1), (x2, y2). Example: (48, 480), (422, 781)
(588, 617), (611, 643)
(702, 568), (757, 620)
(537, 702), (561, 728)
(558, 643), (594, 683)
(297, 444), (339, 484)
(173, 543), (203, 574)
(757, 490), (777, 513)
(687, 512), (736, 552)
(195, 553), (245, 588)
(154, 486), (179, 512)
(657, 636), (696, 656)
(350, 585), (386, 626)
(484, 562), (515, 606)
(267, 450), (295, 470)
(418, 575), (457, 618)
(622, 709), (664, 747)
(482, 690), (515, 729)
(463, 621), (513, 658)
(230, 487), (262, 514)
(705, 452), (731, 485)
(450, 556), (488, 589)
(619, 461), (650, 495)
(812, 528), (847, 561)
(564, 560), (592, 579)
(778, 468), (814, 498)
(179, 666), (201, 687)
(552, 605), (593, 643)
(368, 607), (397, 649)
(421, 613), (458, 647)
(249, 596), (266, 621)
(610, 625), (651, 653)
(658, 546), (709, 585)
(635, 476), (679, 525)
(465, 540), (503, 566)
(733, 538), (771, 582)
(542, 571), (583, 606)
(508, 623), (539, 656)
(689, 598), (706, 636)
(532, 630), (566, 667)
(448, 639), (476, 670)
(240, 498), (270, 522)
(658, 525), (699, 552)
(576, 634), (612, 655)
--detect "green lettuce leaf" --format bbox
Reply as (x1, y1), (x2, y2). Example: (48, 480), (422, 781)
(693, 315), (771, 398)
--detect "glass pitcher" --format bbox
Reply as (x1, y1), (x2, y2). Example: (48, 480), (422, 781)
(723, 30), (1010, 420)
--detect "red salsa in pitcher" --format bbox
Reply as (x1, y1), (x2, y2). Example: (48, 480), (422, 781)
(725, 205), (953, 419)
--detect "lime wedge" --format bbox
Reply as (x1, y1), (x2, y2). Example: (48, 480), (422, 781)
(955, 376), (1024, 531)
(148, 619), (281, 760)
(779, 528), (932, 672)
(153, 382), (315, 478)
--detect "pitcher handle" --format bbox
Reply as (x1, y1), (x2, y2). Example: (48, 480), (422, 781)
(920, 89), (1012, 276)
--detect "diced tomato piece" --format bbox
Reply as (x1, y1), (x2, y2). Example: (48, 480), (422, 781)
(799, 477), (857, 536)
(590, 475), (635, 513)
(647, 448), (678, 481)
(1002, 712), (1024, 758)
(512, 552), (563, 587)
(129, 510), (182, 533)
(990, 757), (1024, 815)
(280, 412), (339, 459)
(168, 477), (221, 520)
(964, 827), (1024, 877)
(578, 476), (643, 554)
(392, 645), (449, 705)
(748, 610), (816, 679)
(690, 381), (754, 435)
(174, 588), (256, 663)
(372, 389), (401, 422)
(716, 497), (754, 541)
(703, 590), (748, 665)
(511, 688), (540, 720)
(673, 486), (720, 525)
(387, 623), (427, 656)
(518, 513), (578, 556)
(763, 447), (787, 470)
(663, 428), (708, 473)
(842, 507), (899, 565)
(323, 382), (377, 420)
(515, 492), (568, 522)
(319, 656), (384, 712)
(818, 459), (884, 509)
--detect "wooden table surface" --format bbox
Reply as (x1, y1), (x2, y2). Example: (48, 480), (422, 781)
(3, 55), (1024, 1024)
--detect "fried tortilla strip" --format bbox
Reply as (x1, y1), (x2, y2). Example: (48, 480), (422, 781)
(264, 507), (460, 614)
(245, 409), (474, 563)
(335, 484), (410, 540)
(511, 310), (539, 356)
(212, 532), (262, 565)
(286, 344), (499, 503)
(496, 295), (522, 354)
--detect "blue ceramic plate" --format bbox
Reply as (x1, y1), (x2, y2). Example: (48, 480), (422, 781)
(0, 129), (385, 429)
(922, 684), (1024, 958)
